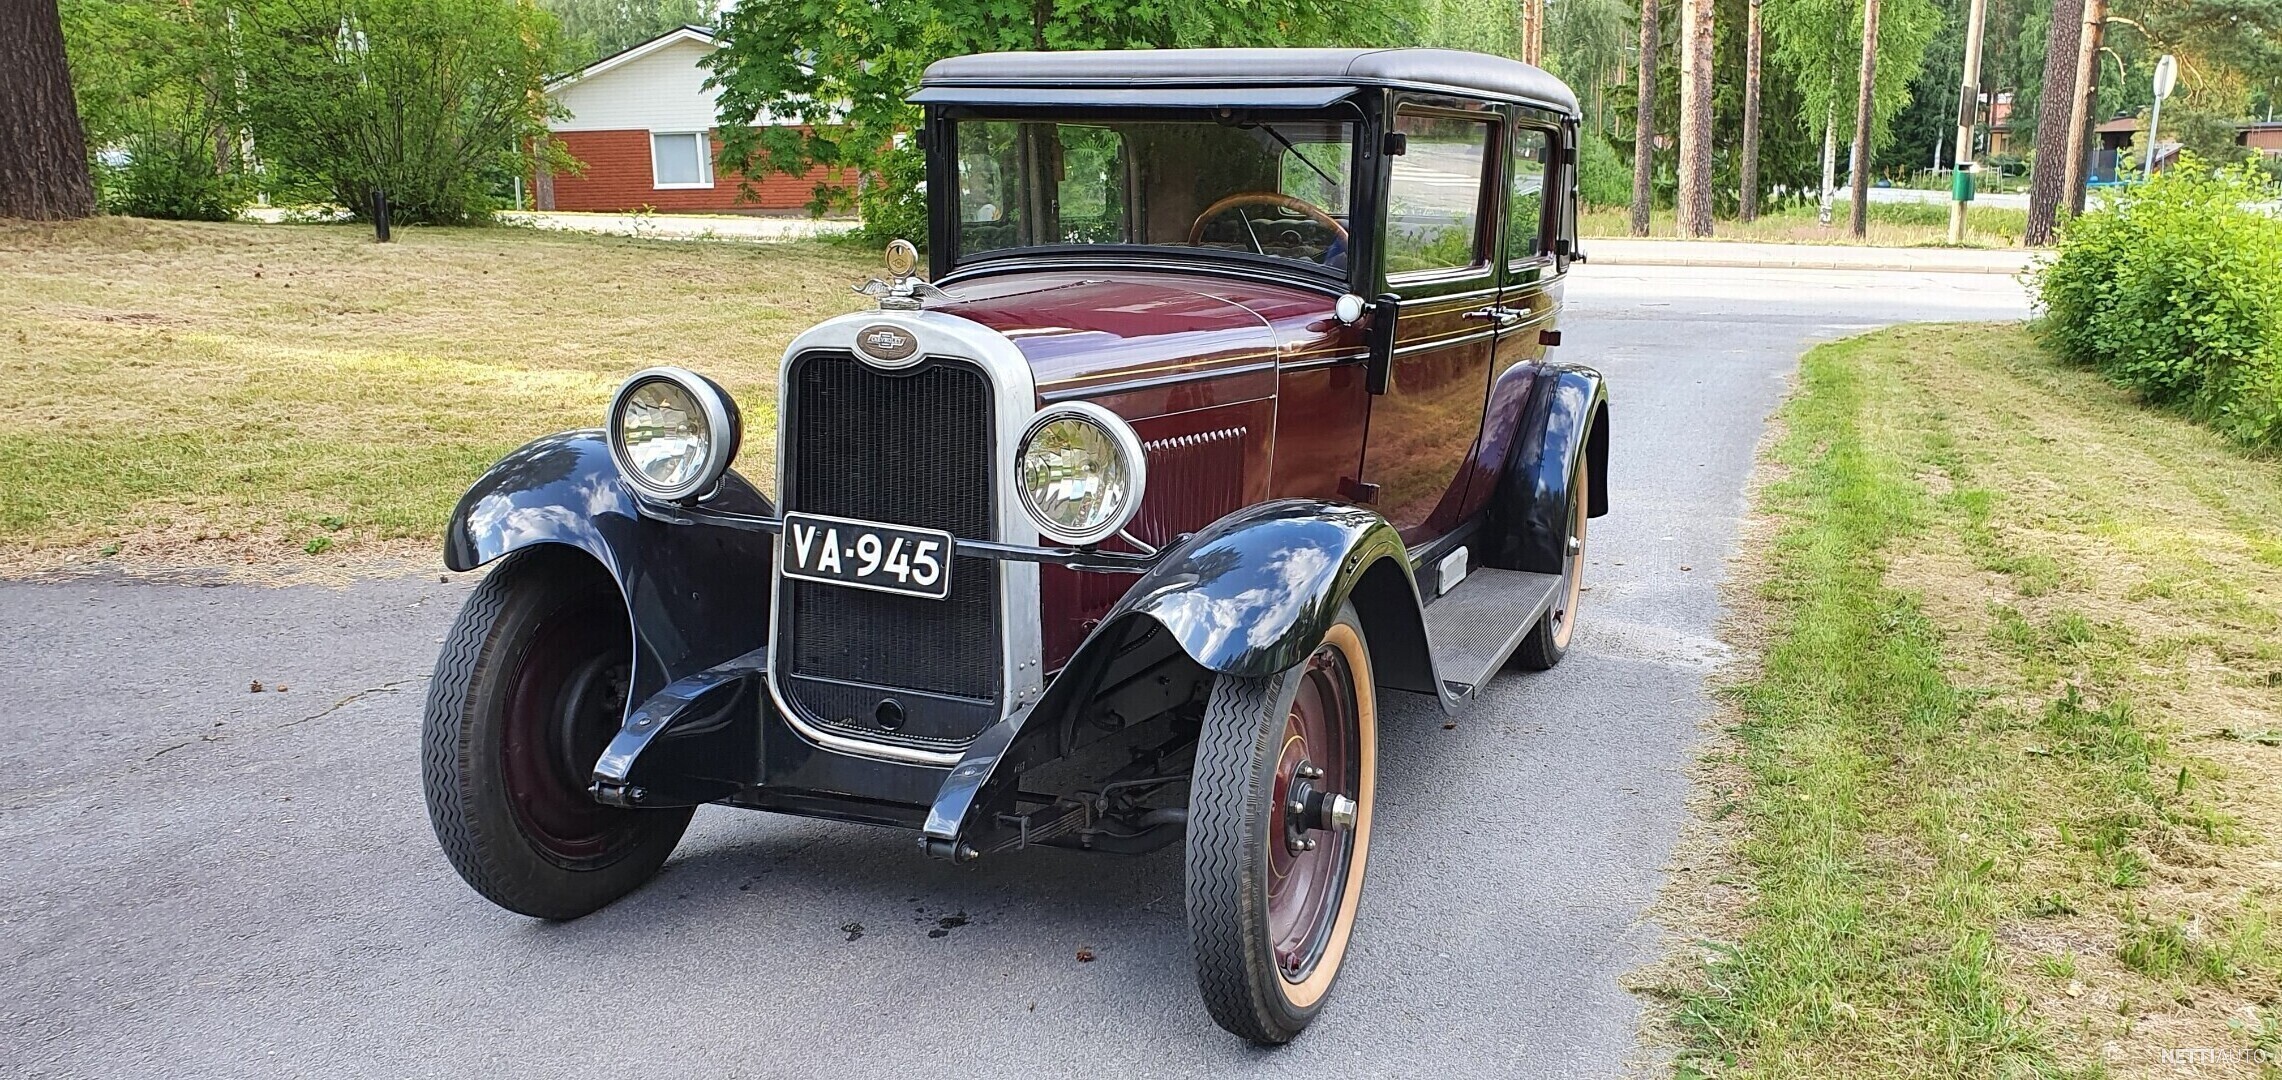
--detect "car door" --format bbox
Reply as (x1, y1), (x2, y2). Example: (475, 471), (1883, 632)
(1450, 117), (1567, 526)
(1357, 103), (1501, 548)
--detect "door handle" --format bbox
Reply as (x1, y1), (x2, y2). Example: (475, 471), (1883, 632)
(1462, 306), (1522, 325)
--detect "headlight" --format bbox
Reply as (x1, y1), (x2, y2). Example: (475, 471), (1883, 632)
(607, 367), (740, 502)
(1017, 403), (1146, 546)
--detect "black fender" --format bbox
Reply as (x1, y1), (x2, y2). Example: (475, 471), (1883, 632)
(442, 430), (777, 712)
(922, 499), (1437, 852)
(1481, 363), (1609, 574)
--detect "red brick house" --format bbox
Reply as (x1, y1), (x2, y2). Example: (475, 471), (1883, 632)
(536, 26), (846, 214)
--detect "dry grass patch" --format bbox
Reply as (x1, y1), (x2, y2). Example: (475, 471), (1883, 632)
(0, 216), (875, 575)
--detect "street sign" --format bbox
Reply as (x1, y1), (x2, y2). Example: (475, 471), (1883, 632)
(2146, 55), (2178, 179)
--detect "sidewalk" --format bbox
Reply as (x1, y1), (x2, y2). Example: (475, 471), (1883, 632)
(1582, 237), (2035, 275)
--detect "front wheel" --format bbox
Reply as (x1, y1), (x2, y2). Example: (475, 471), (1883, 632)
(422, 548), (692, 920)
(1187, 603), (1377, 1043)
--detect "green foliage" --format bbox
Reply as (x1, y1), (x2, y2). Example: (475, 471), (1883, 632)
(2032, 157), (2282, 449)
(105, 129), (250, 221)
(707, 0), (1418, 243)
(540, 0), (714, 67)
(60, 0), (252, 221)
(1576, 128), (1632, 207)
(1764, 0), (1944, 159)
(237, 0), (568, 225)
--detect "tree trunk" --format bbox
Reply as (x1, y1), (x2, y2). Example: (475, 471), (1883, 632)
(1675, 0), (1714, 236)
(2061, 0), (2106, 216)
(0, 0), (96, 221)
(2024, 0), (2084, 245)
(1820, 98), (1837, 225)
(1848, 0), (1881, 238)
(1740, 0), (1763, 221)
(1630, 0), (1660, 236)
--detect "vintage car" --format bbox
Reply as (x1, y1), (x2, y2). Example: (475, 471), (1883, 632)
(422, 47), (1607, 1043)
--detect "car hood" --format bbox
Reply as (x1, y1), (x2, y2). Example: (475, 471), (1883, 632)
(931, 269), (1344, 402)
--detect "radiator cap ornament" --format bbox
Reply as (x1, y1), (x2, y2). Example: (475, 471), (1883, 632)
(854, 238), (947, 311)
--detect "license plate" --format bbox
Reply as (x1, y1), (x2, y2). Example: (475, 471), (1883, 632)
(779, 512), (954, 600)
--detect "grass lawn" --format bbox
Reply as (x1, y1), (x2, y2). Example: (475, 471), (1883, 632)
(0, 217), (875, 575)
(1584, 199), (2031, 248)
(1659, 324), (2282, 1077)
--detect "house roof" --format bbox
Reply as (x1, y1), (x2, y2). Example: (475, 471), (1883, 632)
(2094, 116), (2142, 134)
(918, 48), (1581, 117)
(547, 25), (717, 90)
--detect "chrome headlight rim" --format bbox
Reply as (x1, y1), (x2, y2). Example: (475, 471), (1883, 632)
(606, 366), (741, 503)
(1015, 401), (1147, 547)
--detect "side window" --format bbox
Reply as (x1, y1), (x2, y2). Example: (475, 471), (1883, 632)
(1384, 111), (1492, 276)
(1055, 125), (1127, 245)
(1508, 128), (1551, 262)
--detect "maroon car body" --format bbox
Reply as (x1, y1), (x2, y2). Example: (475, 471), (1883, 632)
(422, 47), (1609, 1045)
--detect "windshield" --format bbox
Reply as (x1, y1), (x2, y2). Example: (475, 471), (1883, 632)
(950, 116), (1357, 273)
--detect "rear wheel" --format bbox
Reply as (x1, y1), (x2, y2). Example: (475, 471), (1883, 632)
(1513, 461), (1589, 671)
(422, 548), (692, 919)
(1187, 604), (1376, 1044)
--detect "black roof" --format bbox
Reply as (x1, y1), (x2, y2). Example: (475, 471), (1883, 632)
(917, 48), (1580, 117)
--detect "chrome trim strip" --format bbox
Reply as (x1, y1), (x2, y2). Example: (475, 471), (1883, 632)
(1278, 351), (1370, 373)
(1392, 327), (1499, 356)
(1037, 359), (1278, 403)
(766, 310), (1047, 768)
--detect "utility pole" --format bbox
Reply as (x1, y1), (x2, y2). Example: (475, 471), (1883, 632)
(1741, 0), (1764, 221)
(2060, 0), (2108, 215)
(1848, 0), (1881, 239)
(1948, 0), (1988, 243)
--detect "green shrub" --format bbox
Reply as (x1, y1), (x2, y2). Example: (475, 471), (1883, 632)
(2031, 157), (2282, 450)
(238, 0), (568, 225)
(1577, 129), (1630, 209)
(102, 128), (248, 221)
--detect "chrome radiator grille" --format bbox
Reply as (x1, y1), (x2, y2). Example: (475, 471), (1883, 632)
(778, 350), (1001, 734)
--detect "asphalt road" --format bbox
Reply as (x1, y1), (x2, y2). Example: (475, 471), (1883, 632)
(0, 266), (2028, 1079)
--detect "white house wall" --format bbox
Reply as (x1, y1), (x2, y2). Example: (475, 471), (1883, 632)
(549, 37), (772, 132)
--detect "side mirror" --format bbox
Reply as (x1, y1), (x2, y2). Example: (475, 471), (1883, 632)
(1364, 294), (1400, 395)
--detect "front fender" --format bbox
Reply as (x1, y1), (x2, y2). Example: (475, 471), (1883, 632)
(1482, 363), (1609, 573)
(1105, 499), (1417, 678)
(922, 499), (1436, 852)
(443, 430), (776, 710)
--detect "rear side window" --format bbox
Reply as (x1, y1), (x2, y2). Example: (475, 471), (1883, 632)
(1383, 112), (1492, 276)
(1508, 128), (1551, 261)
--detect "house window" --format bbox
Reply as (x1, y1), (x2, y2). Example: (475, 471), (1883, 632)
(650, 132), (712, 188)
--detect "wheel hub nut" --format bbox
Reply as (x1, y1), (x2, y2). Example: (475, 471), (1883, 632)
(1324, 794), (1358, 831)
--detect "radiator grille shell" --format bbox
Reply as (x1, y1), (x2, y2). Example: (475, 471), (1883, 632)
(777, 350), (1001, 732)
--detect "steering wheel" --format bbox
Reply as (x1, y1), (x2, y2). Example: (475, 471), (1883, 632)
(1187, 192), (1350, 255)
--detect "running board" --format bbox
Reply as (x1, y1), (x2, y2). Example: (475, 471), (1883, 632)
(1420, 567), (1565, 701)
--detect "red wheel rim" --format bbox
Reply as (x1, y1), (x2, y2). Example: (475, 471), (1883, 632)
(1266, 641), (1360, 982)
(500, 605), (642, 867)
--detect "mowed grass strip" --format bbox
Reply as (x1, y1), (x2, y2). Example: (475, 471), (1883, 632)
(1676, 325), (2282, 1079)
(1581, 199), (2031, 248)
(0, 217), (875, 570)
